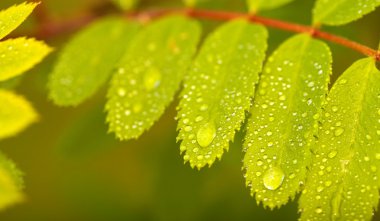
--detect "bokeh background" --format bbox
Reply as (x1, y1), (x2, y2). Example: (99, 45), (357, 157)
(0, 0), (379, 220)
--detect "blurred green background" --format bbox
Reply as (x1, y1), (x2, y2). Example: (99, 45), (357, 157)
(0, 0), (379, 220)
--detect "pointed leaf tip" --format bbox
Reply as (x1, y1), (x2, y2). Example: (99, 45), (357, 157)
(0, 38), (51, 82)
(0, 2), (38, 39)
(0, 90), (38, 140)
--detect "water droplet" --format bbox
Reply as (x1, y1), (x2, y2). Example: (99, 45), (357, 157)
(328, 150), (337, 158)
(317, 186), (324, 192)
(307, 81), (315, 87)
(117, 88), (126, 97)
(195, 116), (204, 122)
(339, 79), (347, 85)
(197, 122), (216, 147)
(376, 153), (380, 160)
(315, 207), (323, 214)
(334, 127), (344, 136)
(311, 113), (319, 120)
(144, 68), (161, 91)
(279, 95), (286, 101)
(133, 103), (142, 113)
(263, 166), (285, 190)
(332, 106), (338, 112)
(200, 104), (208, 111)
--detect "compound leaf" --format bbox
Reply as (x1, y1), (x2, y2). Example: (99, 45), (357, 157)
(243, 34), (332, 208)
(106, 15), (201, 140)
(0, 2), (37, 40)
(313, 0), (380, 26)
(0, 152), (24, 211)
(0, 37), (51, 82)
(0, 90), (38, 140)
(247, 0), (295, 12)
(177, 19), (268, 169)
(48, 18), (139, 106)
(299, 58), (380, 221)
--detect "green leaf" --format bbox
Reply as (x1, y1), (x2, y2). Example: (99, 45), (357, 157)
(0, 89), (38, 140)
(183, 0), (197, 7)
(111, 0), (139, 11)
(299, 58), (380, 221)
(313, 0), (380, 26)
(0, 2), (37, 40)
(0, 37), (51, 82)
(177, 19), (268, 169)
(48, 18), (139, 106)
(0, 152), (24, 211)
(106, 15), (201, 140)
(243, 34), (332, 208)
(247, 0), (295, 12)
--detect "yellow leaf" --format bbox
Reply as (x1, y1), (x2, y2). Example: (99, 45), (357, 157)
(0, 90), (38, 139)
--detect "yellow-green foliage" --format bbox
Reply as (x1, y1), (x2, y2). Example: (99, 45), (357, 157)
(313, 0), (380, 26)
(177, 19), (267, 169)
(0, 2), (50, 211)
(247, 0), (295, 12)
(243, 34), (332, 208)
(299, 58), (380, 221)
(106, 15), (201, 140)
(49, 18), (140, 106)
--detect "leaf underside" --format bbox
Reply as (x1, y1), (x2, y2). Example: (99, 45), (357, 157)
(299, 58), (380, 221)
(0, 2), (37, 40)
(247, 0), (295, 12)
(0, 152), (24, 211)
(243, 34), (332, 208)
(0, 37), (51, 82)
(0, 89), (38, 140)
(48, 18), (140, 106)
(177, 19), (268, 169)
(106, 15), (201, 140)
(313, 0), (380, 26)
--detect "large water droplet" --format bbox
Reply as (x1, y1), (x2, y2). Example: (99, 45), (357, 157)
(144, 67), (161, 91)
(197, 122), (216, 147)
(263, 166), (285, 190)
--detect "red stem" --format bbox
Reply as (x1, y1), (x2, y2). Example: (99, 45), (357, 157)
(32, 8), (380, 61)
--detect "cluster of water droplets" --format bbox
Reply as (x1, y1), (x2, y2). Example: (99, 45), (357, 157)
(300, 59), (380, 221)
(107, 17), (200, 140)
(177, 20), (267, 169)
(243, 35), (331, 208)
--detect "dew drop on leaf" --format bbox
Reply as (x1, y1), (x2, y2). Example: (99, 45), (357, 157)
(196, 122), (216, 147)
(144, 67), (161, 91)
(328, 150), (337, 158)
(334, 127), (344, 136)
(263, 166), (285, 190)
